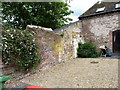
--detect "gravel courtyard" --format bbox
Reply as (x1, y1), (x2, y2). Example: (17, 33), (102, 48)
(20, 58), (118, 88)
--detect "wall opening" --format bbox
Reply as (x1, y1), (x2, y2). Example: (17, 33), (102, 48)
(112, 30), (120, 53)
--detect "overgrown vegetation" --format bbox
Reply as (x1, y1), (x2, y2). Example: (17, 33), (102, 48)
(2, 28), (40, 71)
(77, 42), (98, 58)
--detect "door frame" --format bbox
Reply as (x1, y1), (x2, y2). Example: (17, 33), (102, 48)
(112, 30), (120, 53)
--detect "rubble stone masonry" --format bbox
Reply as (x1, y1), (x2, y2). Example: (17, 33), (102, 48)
(26, 12), (119, 70)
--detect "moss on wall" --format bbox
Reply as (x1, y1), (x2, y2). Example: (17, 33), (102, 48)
(66, 52), (73, 60)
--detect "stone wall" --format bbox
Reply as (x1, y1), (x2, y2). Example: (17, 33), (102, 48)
(26, 23), (85, 70)
(27, 25), (63, 70)
(54, 12), (120, 53)
(2, 11), (119, 83)
(54, 21), (85, 58)
(26, 12), (119, 70)
(2, 23), (84, 81)
(80, 12), (119, 52)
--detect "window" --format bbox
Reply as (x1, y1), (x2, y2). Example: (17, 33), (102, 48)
(96, 7), (105, 12)
(115, 3), (120, 9)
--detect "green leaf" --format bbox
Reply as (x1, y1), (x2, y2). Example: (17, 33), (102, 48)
(2, 2), (73, 30)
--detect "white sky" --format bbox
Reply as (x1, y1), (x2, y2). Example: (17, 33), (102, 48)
(67, 0), (100, 23)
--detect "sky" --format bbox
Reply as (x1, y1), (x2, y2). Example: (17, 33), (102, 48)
(67, 0), (100, 23)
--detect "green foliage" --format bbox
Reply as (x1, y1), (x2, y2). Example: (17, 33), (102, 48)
(2, 28), (40, 71)
(77, 42), (98, 58)
(2, 2), (73, 29)
(60, 32), (64, 37)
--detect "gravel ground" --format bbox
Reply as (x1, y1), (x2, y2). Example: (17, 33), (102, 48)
(20, 58), (118, 88)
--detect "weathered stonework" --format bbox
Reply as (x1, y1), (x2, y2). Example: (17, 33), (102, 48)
(26, 11), (119, 70)
(27, 25), (63, 69)
(80, 12), (119, 52)
(55, 12), (120, 53)
(26, 23), (85, 70)
(54, 21), (85, 58)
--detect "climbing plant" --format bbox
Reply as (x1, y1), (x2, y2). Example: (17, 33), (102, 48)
(2, 28), (40, 71)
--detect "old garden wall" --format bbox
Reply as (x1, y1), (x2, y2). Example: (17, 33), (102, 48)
(25, 12), (120, 70)
(27, 25), (63, 70)
(2, 9), (119, 84)
(55, 12), (120, 53)
(26, 22), (85, 70)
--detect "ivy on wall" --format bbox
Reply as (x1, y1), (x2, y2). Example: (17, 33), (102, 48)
(2, 28), (41, 71)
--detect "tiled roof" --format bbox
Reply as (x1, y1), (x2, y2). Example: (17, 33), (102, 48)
(78, 1), (120, 19)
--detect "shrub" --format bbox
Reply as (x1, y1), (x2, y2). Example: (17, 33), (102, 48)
(2, 28), (40, 71)
(77, 42), (98, 58)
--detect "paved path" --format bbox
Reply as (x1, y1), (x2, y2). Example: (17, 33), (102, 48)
(20, 58), (118, 88)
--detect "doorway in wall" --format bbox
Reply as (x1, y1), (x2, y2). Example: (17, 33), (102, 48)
(112, 30), (120, 53)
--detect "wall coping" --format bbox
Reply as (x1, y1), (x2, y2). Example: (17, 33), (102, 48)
(26, 25), (53, 31)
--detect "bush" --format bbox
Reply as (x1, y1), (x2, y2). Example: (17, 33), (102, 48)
(2, 28), (40, 71)
(77, 42), (98, 58)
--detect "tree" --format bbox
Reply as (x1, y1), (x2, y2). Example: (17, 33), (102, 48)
(2, 2), (73, 29)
